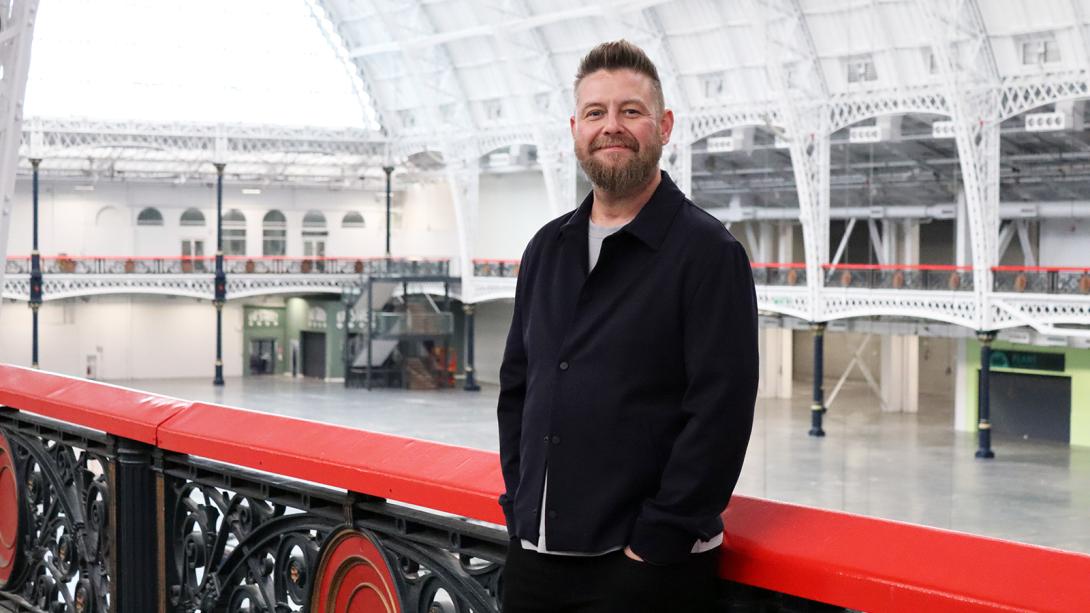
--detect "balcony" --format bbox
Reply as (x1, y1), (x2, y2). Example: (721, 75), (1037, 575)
(1, 255), (452, 301)
(993, 266), (1090, 295)
(370, 311), (455, 338)
(4, 255), (450, 277)
(1, 364), (1088, 611)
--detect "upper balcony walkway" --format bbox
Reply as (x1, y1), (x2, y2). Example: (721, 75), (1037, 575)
(1, 255), (451, 301)
(473, 259), (1090, 333)
(4, 255), (1090, 333)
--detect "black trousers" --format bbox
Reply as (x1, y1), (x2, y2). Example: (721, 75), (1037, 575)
(500, 540), (720, 613)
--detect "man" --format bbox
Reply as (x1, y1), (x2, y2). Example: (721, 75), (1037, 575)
(497, 40), (758, 613)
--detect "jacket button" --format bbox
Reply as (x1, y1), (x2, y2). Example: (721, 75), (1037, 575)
(547, 509), (558, 519)
(559, 361), (569, 371)
(550, 435), (561, 445)
(543, 435), (550, 443)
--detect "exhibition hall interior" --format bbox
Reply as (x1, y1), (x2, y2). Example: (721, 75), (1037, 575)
(0, 0), (1089, 610)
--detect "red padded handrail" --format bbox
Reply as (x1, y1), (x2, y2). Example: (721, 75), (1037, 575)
(1, 364), (1088, 612)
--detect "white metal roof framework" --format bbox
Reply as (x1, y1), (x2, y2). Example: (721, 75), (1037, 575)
(3, 0), (1090, 336)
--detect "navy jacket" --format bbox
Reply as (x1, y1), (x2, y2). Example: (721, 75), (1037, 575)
(497, 171), (759, 565)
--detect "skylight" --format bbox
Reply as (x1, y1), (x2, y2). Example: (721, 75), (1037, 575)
(23, 0), (381, 130)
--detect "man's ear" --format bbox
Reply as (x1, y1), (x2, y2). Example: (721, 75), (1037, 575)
(570, 114), (576, 138)
(659, 108), (675, 145)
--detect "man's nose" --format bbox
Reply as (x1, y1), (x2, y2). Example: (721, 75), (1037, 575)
(602, 109), (623, 133)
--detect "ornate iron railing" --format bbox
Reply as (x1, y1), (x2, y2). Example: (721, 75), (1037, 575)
(751, 262), (807, 287)
(371, 312), (455, 338)
(823, 263), (974, 291)
(2, 364), (1089, 612)
(3, 256), (450, 277)
(472, 259), (519, 278)
(993, 266), (1090, 295)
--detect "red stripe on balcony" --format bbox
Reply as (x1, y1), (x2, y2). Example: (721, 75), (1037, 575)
(719, 496), (1090, 612)
(156, 403), (506, 525)
(0, 365), (188, 444)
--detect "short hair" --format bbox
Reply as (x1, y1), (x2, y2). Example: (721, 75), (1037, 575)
(574, 40), (665, 112)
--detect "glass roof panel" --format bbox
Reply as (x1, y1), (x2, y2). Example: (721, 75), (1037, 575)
(24, 0), (380, 129)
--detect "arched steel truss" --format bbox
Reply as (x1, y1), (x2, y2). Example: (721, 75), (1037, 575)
(2, 0), (1090, 337)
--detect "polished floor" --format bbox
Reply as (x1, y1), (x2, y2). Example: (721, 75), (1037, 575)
(118, 375), (1090, 555)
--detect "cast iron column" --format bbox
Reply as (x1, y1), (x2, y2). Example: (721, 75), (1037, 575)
(366, 277), (374, 390)
(810, 322), (827, 437)
(342, 286), (358, 389)
(383, 165), (394, 258)
(29, 158), (42, 369)
(463, 303), (480, 392)
(443, 282), (451, 388)
(213, 163), (226, 386)
(976, 331), (996, 459)
(113, 437), (158, 609)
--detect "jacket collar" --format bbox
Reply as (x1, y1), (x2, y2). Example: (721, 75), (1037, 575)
(557, 170), (683, 251)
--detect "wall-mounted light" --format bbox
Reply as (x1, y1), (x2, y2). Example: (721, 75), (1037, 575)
(74, 185), (95, 192)
(242, 188), (261, 195)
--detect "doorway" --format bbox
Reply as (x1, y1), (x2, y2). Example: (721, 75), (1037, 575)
(988, 371), (1071, 444)
(249, 339), (277, 375)
(301, 331), (327, 378)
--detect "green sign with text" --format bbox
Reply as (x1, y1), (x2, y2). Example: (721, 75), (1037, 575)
(989, 349), (1065, 373)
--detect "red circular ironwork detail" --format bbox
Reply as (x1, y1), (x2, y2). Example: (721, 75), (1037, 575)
(0, 432), (20, 586)
(311, 528), (402, 613)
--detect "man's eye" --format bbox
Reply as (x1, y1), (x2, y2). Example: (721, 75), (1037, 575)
(586, 110), (604, 118)
(624, 109), (641, 116)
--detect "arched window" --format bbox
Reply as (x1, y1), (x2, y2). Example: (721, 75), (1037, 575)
(136, 207), (163, 226)
(262, 210), (287, 256)
(302, 210), (326, 229)
(342, 211), (365, 228)
(302, 210), (328, 259)
(223, 209), (247, 256)
(180, 208), (205, 226)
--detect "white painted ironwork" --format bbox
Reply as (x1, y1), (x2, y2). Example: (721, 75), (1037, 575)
(918, 0), (1001, 330)
(19, 117), (388, 186)
(5, 0), (1090, 338)
(447, 144), (482, 304)
(823, 289), (978, 329)
(755, 285), (811, 321)
(0, 0), (40, 328)
(759, 0), (830, 323)
(2, 273), (361, 302)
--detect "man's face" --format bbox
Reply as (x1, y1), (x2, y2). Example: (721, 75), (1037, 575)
(571, 68), (673, 197)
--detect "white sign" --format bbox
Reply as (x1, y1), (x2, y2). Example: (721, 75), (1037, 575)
(246, 309), (280, 328)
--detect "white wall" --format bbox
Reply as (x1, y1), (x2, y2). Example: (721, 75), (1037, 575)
(1039, 218), (1090, 266)
(398, 181), (459, 259)
(792, 331), (955, 401)
(0, 296), (244, 380)
(473, 299), (515, 385)
(5, 179), (454, 260)
(477, 171), (553, 259)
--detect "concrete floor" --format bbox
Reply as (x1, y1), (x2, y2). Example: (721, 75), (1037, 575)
(117, 375), (1090, 555)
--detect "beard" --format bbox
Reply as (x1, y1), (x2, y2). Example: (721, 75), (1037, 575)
(575, 132), (662, 197)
